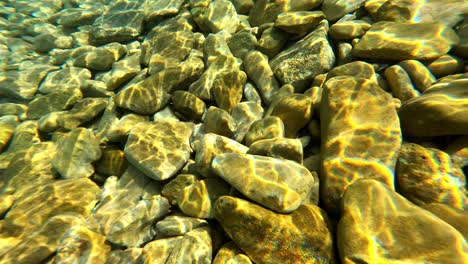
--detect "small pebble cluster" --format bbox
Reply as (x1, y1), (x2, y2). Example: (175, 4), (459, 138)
(0, 0), (467, 263)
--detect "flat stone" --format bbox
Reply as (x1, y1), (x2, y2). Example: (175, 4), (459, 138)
(33, 32), (73, 53)
(0, 64), (59, 100)
(178, 178), (231, 219)
(95, 53), (141, 91)
(90, 1), (145, 45)
(322, 0), (366, 21)
(248, 0), (323, 27)
(94, 146), (128, 177)
(373, 0), (466, 27)
(213, 70), (246, 113)
(396, 143), (467, 210)
(116, 75), (171, 115)
(144, 0), (185, 21)
(325, 61), (377, 83)
(1, 178), (99, 243)
(338, 179), (468, 263)
(320, 76), (402, 214)
(195, 133), (248, 178)
(213, 241), (252, 264)
(0, 214), (85, 264)
(171, 91), (206, 122)
(141, 236), (183, 263)
(244, 116), (285, 147)
(0, 123), (15, 153)
(329, 20), (371, 40)
(0, 103), (27, 118)
(270, 21), (335, 91)
(162, 174), (199, 205)
(99, 113), (148, 143)
(422, 203), (468, 239)
(86, 171), (168, 247)
(38, 98), (108, 132)
(155, 214), (208, 238)
(38, 67), (91, 94)
(203, 0), (239, 34)
(352, 21), (460, 60)
(384, 65), (420, 102)
(227, 31), (257, 60)
(105, 248), (144, 264)
(165, 226), (213, 264)
(1, 142), (57, 198)
(55, 8), (100, 27)
(244, 51), (280, 105)
(54, 225), (111, 264)
(204, 106), (237, 138)
(275, 11), (325, 36)
(214, 196), (335, 264)
(398, 79), (468, 136)
(124, 121), (194, 181)
(247, 137), (303, 164)
(231, 102), (264, 143)
(212, 153), (315, 213)
(189, 55), (241, 101)
(256, 25), (289, 59)
(27, 88), (83, 120)
(267, 93), (312, 137)
(426, 54), (464, 78)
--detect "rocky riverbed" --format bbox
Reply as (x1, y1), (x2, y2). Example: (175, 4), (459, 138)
(0, 0), (467, 263)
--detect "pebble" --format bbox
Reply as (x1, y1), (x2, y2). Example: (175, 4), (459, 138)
(1, 0), (467, 262)
(212, 153), (314, 213)
(338, 179), (468, 263)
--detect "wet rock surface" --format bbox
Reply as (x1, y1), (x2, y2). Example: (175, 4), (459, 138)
(0, 0), (467, 263)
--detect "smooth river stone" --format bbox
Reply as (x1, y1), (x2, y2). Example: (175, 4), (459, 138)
(338, 179), (468, 264)
(214, 196), (335, 264)
(212, 70), (246, 113)
(125, 121), (194, 181)
(178, 178), (231, 219)
(329, 20), (371, 40)
(1, 178), (99, 242)
(322, 0), (366, 21)
(203, 0), (239, 34)
(320, 76), (402, 214)
(267, 93), (312, 138)
(352, 21), (459, 60)
(243, 51), (280, 105)
(0, 214), (85, 264)
(155, 214), (208, 238)
(213, 241), (252, 264)
(270, 20), (335, 91)
(274, 11), (325, 36)
(212, 153), (314, 213)
(247, 137), (303, 164)
(195, 133), (249, 178)
(231, 102), (264, 143)
(171, 90), (206, 121)
(244, 116), (285, 147)
(165, 226), (214, 264)
(398, 79), (468, 137)
(397, 143), (467, 210)
(422, 203), (468, 239)
(54, 225), (111, 264)
(52, 127), (102, 179)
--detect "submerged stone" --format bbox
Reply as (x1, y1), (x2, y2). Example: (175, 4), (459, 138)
(124, 121), (194, 181)
(212, 153), (314, 213)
